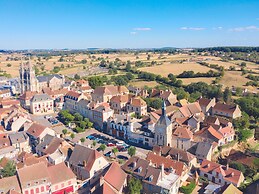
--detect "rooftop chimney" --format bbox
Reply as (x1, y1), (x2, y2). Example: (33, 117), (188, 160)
(83, 160), (87, 167)
(161, 163), (164, 181)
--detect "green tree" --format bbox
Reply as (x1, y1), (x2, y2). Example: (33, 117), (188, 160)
(223, 87), (232, 103)
(62, 129), (67, 135)
(74, 74), (80, 80)
(99, 144), (106, 152)
(74, 113), (83, 122)
(112, 147), (118, 158)
(0, 161), (16, 177)
(79, 121), (87, 129)
(128, 146), (136, 157)
(80, 138), (85, 143)
(238, 129), (253, 142)
(92, 140), (97, 147)
(70, 133), (75, 139)
(128, 177), (142, 194)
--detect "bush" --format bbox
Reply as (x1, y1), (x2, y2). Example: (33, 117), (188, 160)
(74, 127), (85, 133)
(179, 182), (196, 194)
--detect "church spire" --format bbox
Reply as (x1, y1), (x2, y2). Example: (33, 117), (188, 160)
(162, 100), (166, 116)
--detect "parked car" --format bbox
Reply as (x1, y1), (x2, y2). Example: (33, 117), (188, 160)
(44, 115), (52, 119)
(116, 141), (124, 147)
(117, 155), (128, 160)
(86, 135), (95, 140)
(104, 151), (112, 157)
(107, 143), (115, 147)
(117, 146), (127, 152)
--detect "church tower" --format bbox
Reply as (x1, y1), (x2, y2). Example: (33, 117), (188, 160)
(154, 101), (173, 147)
(19, 57), (38, 93)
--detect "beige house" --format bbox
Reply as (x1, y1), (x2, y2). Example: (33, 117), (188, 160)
(64, 91), (86, 113)
(150, 89), (177, 106)
(91, 85), (129, 103)
(212, 103), (242, 119)
(69, 144), (109, 185)
(92, 103), (114, 130)
(198, 97), (216, 116)
(199, 160), (245, 187)
(127, 97), (147, 116)
(30, 93), (54, 115)
(172, 126), (194, 151)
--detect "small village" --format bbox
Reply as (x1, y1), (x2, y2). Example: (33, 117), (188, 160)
(0, 59), (257, 194)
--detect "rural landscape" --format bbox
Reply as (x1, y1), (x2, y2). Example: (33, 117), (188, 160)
(0, 0), (258, 194)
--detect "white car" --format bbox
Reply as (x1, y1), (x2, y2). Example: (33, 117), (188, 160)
(116, 141), (124, 147)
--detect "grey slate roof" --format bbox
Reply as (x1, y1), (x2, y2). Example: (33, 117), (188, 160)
(195, 141), (213, 157)
(37, 74), (63, 83)
(31, 93), (52, 102)
(9, 132), (28, 144)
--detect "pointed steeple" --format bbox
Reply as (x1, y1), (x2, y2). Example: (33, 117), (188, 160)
(162, 100), (166, 116)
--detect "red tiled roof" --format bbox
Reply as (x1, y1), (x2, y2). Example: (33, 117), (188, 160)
(218, 126), (234, 137)
(65, 90), (81, 98)
(131, 97), (146, 107)
(103, 162), (127, 192)
(26, 123), (47, 138)
(146, 152), (185, 176)
(173, 126), (193, 139)
(200, 160), (243, 186)
(213, 103), (238, 114)
(48, 162), (76, 184)
(19, 91), (37, 100)
(207, 126), (223, 140)
(198, 98), (212, 107)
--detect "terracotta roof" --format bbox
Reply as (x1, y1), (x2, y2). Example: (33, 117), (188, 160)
(207, 126), (223, 140)
(213, 103), (238, 114)
(130, 97), (146, 107)
(17, 162), (51, 189)
(0, 175), (21, 193)
(26, 123), (47, 138)
(110, 94), (131, 104)
(93, 85), (128, 96)
(69, 144), (104, 172)
(155, 105), (178, 116)
(218, 126), (234, 137)
(218, 183), (243, 194)
(0, 99), (20, 107)
(121, 156), (150, 177)
(93, 182), (117, 194)
(142, 166), (161, 186)
(0, 89), (10, 95)
(173, 126), (193, 139)
(146, 152), (185, 176)
(0, 133), (11, 147)
(200, 160), (244, 186)
(198, 98), (212, 107)
(65, 90), (81, 99)
(160, 90), (174, 99)
(19, 91), (37, 100)
(36, 134), (63, 155)
(103, 162), (127, 192)
(48, 162), (76, 184)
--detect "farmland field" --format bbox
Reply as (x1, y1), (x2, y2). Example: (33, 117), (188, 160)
(179, 77), (215, 85)
(138, 62), (212, 77)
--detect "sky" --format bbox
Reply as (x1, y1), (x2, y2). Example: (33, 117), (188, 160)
(0, 0), (259, 49)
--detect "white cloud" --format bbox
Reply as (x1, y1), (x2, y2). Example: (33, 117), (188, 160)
(257, 18), (259, 20)
(180, 27), (205, 31)
(212, 26), (223, 30)
(130, 31), (137, 35)
(229, 25), (259, 32)
(133, 28), (151, 31)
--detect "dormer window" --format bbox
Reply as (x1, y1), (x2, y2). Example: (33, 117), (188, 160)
(148, 175), (153, 182)
(138, 167), (142, 173)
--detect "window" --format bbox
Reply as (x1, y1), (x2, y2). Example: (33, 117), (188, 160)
(41, 186), (44, 192)
(36, 188), (39, 193)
